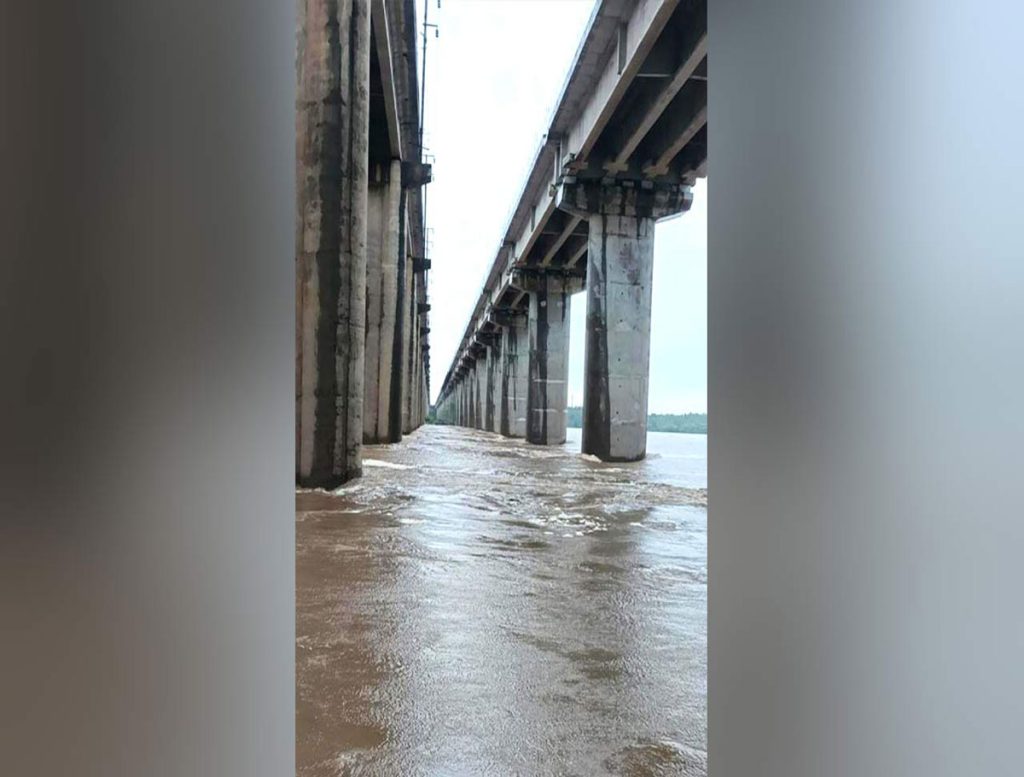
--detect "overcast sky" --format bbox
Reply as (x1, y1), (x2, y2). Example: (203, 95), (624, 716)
(420, 0), (706, 413)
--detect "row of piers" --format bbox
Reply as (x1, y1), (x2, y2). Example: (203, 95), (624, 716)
(296, 0), (431, 488)
(436, 180), (691, 462)
(433, 0), (705, 463)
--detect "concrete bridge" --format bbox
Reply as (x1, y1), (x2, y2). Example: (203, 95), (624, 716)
(435, 0), (706, 462)
(296, 0), (432, 487)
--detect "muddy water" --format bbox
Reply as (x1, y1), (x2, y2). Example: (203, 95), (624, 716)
(297, 424), (707, 776)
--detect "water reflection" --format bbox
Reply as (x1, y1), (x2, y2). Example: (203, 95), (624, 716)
(297, 424), (707, 776)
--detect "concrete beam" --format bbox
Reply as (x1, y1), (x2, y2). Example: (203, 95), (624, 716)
(511, 267), (586, 296)
(485, 341), (501, 433)
(566, 0), (681, 170)
(641, 82), (708, 175)
(538, 214), (584, 267)
(401, 160), (433, 188)
(371, 0), (402, 160)
(604, 33), (707, 172)
(556, 178), (693, 222)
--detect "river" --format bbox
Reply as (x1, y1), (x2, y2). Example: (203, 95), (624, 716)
(297, 424), (707, 776)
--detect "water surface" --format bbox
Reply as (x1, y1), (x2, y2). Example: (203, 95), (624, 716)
(297, 424), (707, 776)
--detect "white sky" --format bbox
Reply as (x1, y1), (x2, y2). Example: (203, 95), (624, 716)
(420, 0), (706, 413)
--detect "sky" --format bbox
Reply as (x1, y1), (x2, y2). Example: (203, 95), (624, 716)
(420, 0), (706, 414)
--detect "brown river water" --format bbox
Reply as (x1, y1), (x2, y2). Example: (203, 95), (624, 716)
(297, 424), (707, 776)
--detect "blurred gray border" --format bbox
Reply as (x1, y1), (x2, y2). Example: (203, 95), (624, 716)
(1, 1), (295, 774)
(710, 1), (1024, 774)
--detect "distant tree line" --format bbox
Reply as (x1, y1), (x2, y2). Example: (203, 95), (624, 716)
(566, 407), (707, 434)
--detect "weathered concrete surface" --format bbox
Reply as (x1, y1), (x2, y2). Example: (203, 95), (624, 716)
(582, 211), (655, 461)
(527, 277), (572, 445)
(297, 0), (431, 486)
(559, 181), (692, 461)
(401, 276), (413, 438)
(500, 312), (529, 438)
(485, 341), (500, 433)
(468, 364), (475, 432)
(364, 159), (402, 444)
(296, 0), (371, 488)
(475, 355), (488, 431)
(401, 249), (414, 434)
(389, 185), (408, 442)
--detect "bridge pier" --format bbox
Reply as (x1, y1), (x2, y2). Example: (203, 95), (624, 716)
(522, 274), (579, 446)
(363, 160), (403, 444)
(485, 339), (501, 433)
(401, 253), (414, 435)
(476, 354), (488, 430)
(468, 360), (481, 427)
(461, 377), (469, 427)
(500, 311), (529, 438)
(296, 0), (370, 487)
(557, 181), (693, 461)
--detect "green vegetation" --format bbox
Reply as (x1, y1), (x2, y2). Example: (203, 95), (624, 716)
(566, 407), (707, 434)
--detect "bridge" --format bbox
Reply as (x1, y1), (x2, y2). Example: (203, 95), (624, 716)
(435, 0), (707, 462)
(296, 0), (433, 487)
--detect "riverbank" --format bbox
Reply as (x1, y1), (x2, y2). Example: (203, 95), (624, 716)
(565, 408), (708, 435)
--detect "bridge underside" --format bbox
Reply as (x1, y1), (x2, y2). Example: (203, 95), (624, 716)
(437, 0), (706, 461)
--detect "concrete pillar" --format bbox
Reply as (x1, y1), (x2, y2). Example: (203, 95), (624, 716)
(400, 247), (414, 435)
(500, 312), (529, 438)
(581, 211), (652, 460)
(556, 180), (692, 461)
(296, 0), (370, 487)
(363, 160), (402, 444)
(411, 340), (419, 429)
(415, 325), (421, 430)
(407, 321), (415, 432)
(399, 270), (415, 434)
(420, 357), (428, 427)
(411, 339), (419, 431)
(527, 277), (572, 445)
(475, 357), (487, 430)
(484, 340), (500, 433)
